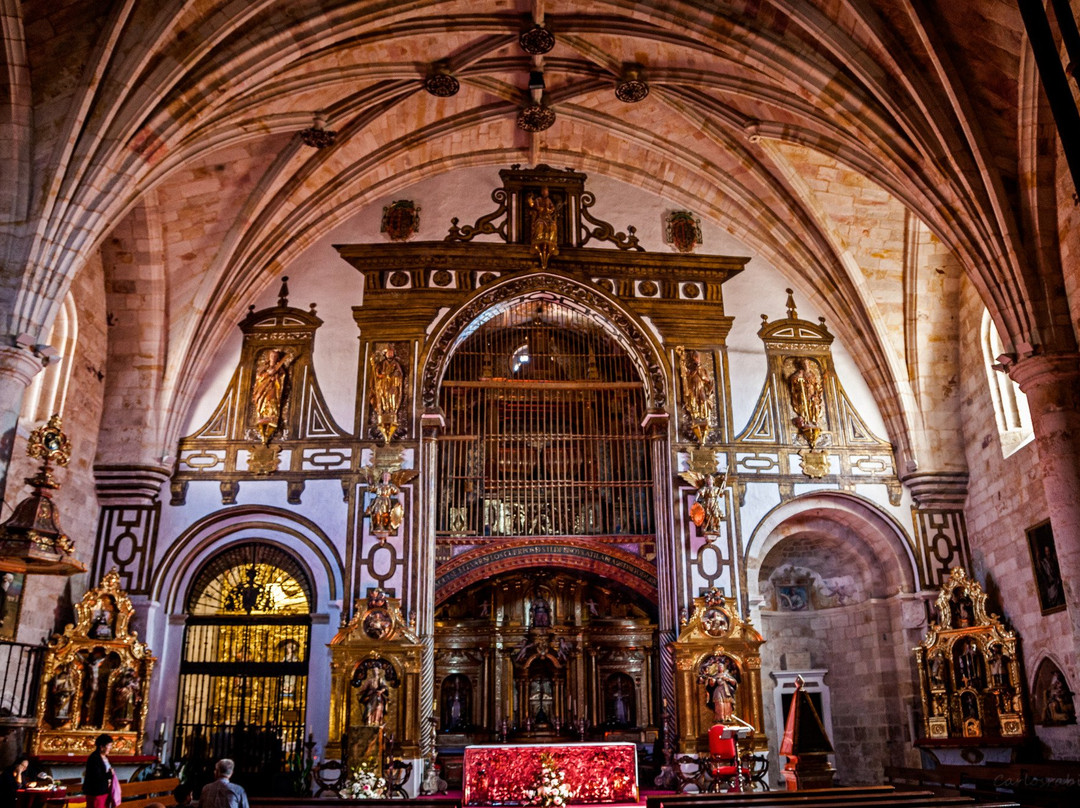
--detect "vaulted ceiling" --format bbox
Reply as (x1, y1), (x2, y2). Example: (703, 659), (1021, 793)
(2, 0), (1072, 468)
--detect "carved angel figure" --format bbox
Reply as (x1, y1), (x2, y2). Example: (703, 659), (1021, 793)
(679, 470), (727, 536)
(362, 466), (420, 536)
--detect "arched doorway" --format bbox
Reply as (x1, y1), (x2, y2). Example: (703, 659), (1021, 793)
(746, 493), (920, 785)
(173, 542), (313, 791)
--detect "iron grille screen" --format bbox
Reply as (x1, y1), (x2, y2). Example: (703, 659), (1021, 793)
(174, 543), (311, 791)
(438, 299), (654, 539)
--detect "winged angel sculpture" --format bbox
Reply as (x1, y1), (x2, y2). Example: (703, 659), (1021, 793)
(362, 466), (420, 537)
(678, 470), (727, 538)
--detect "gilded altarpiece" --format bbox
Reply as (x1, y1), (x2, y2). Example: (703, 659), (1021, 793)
(733, 291), (897, 497)
(32, 570), (155, 755)
(668, 589), (765, 754)
(171, 279), (351, 505)
(915, 567), (1028, 743)
(329, 591), (423, 763)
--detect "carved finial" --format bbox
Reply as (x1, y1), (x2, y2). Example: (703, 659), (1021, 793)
(785, 288), (798, 319)
(310, 303), (318, 314)
(278, 276), (290, 307)
(248, 304), (256, 315)
(760, 313), (769, 324)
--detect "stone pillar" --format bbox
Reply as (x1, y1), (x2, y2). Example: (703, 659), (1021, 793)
(1008, 354), (1080, 650)
(0, 344), (45, 499)
(91, 464), (171, 593)
(902, 471), (970, 590)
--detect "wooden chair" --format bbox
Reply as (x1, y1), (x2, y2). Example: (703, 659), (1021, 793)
(707, 724), (754, 793)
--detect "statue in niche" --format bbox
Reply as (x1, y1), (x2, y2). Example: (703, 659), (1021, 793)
(1044, 671), (1076, 725)
(356, 666), (391, 727)
(111, 667), (141, 727)
(49, 662), (77, 724)
(929, 652), (948, 688)
(698, 654), (740, 723)
(676, 347), (715, 443)
(787, 356), (825, 447)
(530, 595), (551, 628)
(369, 344), (404, 443)
(526, 187), (561, 268)
(252, 347), (296, 444)
(955, 638), (985, 688)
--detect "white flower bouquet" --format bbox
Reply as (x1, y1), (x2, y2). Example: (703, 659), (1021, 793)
(524, 752), (572, 807)
(340, 763), (387, 799)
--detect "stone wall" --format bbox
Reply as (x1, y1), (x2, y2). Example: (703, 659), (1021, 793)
(4, 255), (107, 643)
(958, 277), (1077, 759)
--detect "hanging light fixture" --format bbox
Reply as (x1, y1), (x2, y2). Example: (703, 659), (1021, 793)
(0, 414), (85, 575)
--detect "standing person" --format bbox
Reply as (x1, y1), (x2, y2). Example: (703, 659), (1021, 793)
(1, 755), (30, 808)
(199, 759), (248, 808)
(83, 734), (118, 808)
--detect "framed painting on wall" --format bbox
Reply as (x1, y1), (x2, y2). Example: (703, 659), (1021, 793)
(0, 571), (26, 641)
(1026, 520), (1066, 615)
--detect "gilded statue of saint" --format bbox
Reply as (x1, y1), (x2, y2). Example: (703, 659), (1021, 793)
(357, 666), (390, 726)
(676, 347), (714, 443)
(526, 187), (561, 267)
(370, 344), (404, 441)
(252, 348), (295, 445)
(787, 357), (824, 428)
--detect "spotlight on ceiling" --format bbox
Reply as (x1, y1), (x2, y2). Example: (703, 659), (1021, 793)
(615, 65), (649, 103)
(519, 23), (555, 55)
(424, 62), (460, 97)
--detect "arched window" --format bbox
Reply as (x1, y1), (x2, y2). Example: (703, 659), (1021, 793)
(981, 310), (1033, 457)
(21, 292), (78, 423)
(174, 543), (312, 790)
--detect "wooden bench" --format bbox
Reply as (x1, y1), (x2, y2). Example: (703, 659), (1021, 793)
(886, 763), (1080, 808)
(44, 777), (179, 808)
(250, 798), (461, 808)
(655, 792), (1019, 808)
(647, 785), (899, 808)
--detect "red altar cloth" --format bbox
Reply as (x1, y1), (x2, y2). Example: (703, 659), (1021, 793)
(463, 743), (638, 806)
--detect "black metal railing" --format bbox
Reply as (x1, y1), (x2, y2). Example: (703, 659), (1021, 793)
(0, 640), (46, 719)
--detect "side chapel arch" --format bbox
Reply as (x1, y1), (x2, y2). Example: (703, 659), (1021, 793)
(744, 491), (919, 605)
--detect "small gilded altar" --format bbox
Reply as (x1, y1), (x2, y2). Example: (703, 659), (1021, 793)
(328, 589), (423, 763)
(668, 588), (766, 754)
(915, 567), (1029, 742)
(32, 570), (155, 755)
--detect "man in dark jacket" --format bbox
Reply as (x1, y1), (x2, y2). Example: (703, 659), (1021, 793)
(199, 760), (248, 808)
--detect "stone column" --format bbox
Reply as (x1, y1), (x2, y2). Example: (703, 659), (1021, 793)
(1008, 354), (1080, 648)
(0, 344), (45, 499)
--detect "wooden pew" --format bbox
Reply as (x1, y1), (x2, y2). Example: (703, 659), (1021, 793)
(886, 762), (1080, 808)
(656, 793), (1019, 808)
(647, 785), (898, 808)
(250, 797), (461, 808)
(43, 777), (179, 808)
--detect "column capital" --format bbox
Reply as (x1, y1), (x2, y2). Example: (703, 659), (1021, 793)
(0, 343), (45, 387)
(1001, 351), (1080, 395)
(93, 463), (172, 504)
(900, 470), (969, 509)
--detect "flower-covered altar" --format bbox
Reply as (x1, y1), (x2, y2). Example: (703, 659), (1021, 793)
(463, 743), (638, 806)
